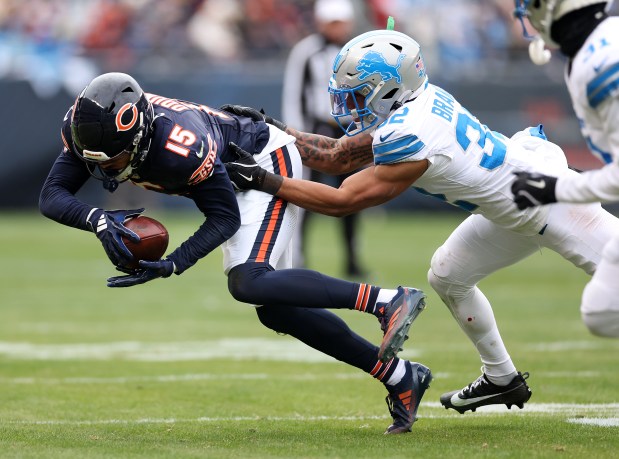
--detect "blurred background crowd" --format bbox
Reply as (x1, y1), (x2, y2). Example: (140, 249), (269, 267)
(1, 0), (617, 210)
(0, 0), (543, 98)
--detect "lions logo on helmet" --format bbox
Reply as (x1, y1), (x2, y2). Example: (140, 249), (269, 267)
(356, 51), (405, 83)
(329, 30), (428, 136)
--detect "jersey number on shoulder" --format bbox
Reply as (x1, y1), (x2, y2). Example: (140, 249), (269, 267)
(455, 110), (506, 170)
(166, 124), (197, 157)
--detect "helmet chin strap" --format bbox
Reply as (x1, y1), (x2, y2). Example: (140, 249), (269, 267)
(529, 36), (552, 65)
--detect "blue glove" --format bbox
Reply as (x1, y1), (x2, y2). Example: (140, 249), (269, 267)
(107, 258), (175, 288)
(87, 208), (144, 267)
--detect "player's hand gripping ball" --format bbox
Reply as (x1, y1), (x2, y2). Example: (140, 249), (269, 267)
(121, 216), (169, 269)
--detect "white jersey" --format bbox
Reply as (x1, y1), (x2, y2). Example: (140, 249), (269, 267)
(371, 83), (572, 235)
(556, 17), (619, 203)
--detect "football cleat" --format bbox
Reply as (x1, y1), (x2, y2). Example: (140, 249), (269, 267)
(384, 361), (433, 434)
(440, 371), (532, 414)
(378, 287), (426, 363)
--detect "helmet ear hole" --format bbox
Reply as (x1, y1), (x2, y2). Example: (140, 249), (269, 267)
(382, 88), (398, 100)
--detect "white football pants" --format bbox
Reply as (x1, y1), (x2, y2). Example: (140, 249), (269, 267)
(221, 125), (302, 274)
(428, 201), (619, 380)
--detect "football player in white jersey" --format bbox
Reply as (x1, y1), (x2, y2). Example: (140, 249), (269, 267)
(512, 1), (619, 338)
(222, 29), (619, 413)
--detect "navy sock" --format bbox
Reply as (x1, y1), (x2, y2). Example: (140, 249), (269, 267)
(229, 262), (380, 312)
(256, 304), (399, 381)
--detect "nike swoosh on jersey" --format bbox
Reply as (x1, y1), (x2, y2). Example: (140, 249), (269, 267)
(196, 141), (204, 158)
(379, 131), (395, 142)
(526, 179), (546, 189)
(593, 57), (609, 73)
(449, 392), (498, 406)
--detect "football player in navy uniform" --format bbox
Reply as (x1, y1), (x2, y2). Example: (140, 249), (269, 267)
(39, 72), (432, 435)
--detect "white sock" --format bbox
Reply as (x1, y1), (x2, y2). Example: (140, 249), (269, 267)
(442, 286), (518, 386)
(376, 288), (398, 305)
(385, 359), (406, 386)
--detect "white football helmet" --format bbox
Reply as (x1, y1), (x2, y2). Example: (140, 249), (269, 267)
(329, 30), (428, 136)
(514, 0), (610, 65)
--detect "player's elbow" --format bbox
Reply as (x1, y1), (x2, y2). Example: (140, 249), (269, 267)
(325, 206), (354, 218)
(38, 185), (57, 221)
(320, 198), (361, 217)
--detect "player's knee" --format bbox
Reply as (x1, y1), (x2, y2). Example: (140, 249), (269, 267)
(428, 264), (474, 308)
(227, 266), (251, 302)
(228, 262), (274, 303)
(582, 310), (619, 338)
(427, 268), (456, 310)
(255, 305), (288, 334)
(227, 263), (261, 303)
(427, 267), (446, 296)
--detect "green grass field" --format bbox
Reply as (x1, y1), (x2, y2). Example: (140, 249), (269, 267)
(1, 210), (618, 458)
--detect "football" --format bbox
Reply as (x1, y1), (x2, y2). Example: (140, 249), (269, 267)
(121, 216), (169, 269)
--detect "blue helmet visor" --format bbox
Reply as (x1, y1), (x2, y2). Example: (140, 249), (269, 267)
(328, 80), (378, 136)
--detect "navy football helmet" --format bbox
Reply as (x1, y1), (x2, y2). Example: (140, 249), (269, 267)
(70, 72), (155, 190)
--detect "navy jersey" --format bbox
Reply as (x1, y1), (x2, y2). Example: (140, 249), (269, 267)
(40, 94), (270, 273)
(133, 94), (269, 193)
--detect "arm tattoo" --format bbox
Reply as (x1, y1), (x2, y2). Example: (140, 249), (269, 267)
(286, 126), (373, 174)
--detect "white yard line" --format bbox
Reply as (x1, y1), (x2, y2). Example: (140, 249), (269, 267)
(0, 372), (367, 385)
(0, 339), (420, 362)
(566, 417), (619, 427)
(4, 406), (619, 427)
(424, 401), (619, 414)
(1, 370), (607, 385)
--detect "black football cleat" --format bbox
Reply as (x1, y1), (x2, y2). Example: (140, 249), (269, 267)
(378, 287), (426, 363)
(440, 371), (531, 414)
(384, 361), (433, 434)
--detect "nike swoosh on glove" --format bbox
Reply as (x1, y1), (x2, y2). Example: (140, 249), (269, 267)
(224, 142), (268, 191)
(511, 172), (557, 210)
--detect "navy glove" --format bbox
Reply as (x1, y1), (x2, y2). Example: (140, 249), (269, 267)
(511, 172), (558, 210)
(87, 208), (144, 266)
(219, 104), (287, 132)
(225, 142), (269, 191)
(107, 258), (175, 288)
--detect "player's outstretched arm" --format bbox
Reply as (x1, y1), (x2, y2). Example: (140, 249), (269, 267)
(225, 142), (427, 216)
(219, 104), (373, 175)
(286, 126), (374, 175)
